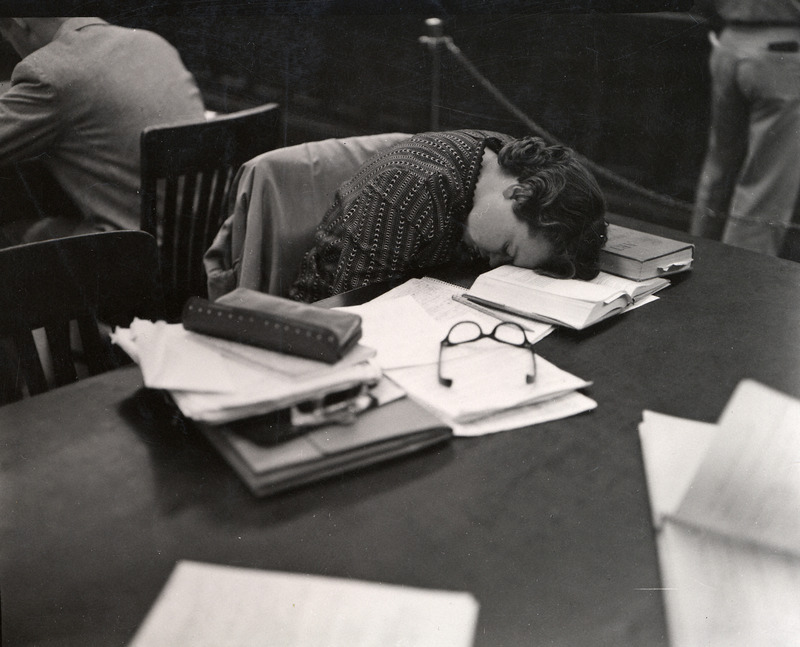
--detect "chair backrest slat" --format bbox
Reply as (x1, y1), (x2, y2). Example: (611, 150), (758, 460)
(0, 231), (165, 405)
(45, 322), (77, 387)
(76, 312), (114, 376)
(15, 330), (48, 397)
(140, 103), (281, 320)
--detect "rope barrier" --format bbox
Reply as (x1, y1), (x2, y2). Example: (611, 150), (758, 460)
(420, 29), (800, 234)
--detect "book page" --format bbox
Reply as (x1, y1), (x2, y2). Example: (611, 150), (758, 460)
(591, 272), (670, 301)
(471, 265), (624, 303)
(128, 561), (479, 647)
(638, 410), (717, 527)
(657, 523), (800, 647)
(673, 380), (800, 557)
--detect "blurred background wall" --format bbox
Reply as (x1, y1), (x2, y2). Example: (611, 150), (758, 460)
(0, 8), (710, 230)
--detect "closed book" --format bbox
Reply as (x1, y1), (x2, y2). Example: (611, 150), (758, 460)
(197, 397), (452, 496)
(599, 224), (694, 280)
(462, 265), (669, 330)
(182, 288), (362, 364)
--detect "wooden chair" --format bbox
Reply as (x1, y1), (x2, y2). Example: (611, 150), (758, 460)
(0, 231), (165, 404)
(140, 103), (282, 319)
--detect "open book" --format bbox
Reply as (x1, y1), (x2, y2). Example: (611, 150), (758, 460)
(639, 380), (800, 646)
(461, 265), (669, 330)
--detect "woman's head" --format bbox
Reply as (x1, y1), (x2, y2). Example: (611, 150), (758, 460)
(497, 136), (607, 280)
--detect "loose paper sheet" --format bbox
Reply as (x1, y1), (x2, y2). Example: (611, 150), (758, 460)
(638, 382), (800, 647)
(450, 390), (596, 436)
(672, 380), (800, 556)
(387, 345), (591, 423)
(111, 319), (381, 423)
(638, 410), (716, 526)
(370, 276), (554, 341)
(112, 319), (375, 391)
(128, 561), (479, 647)
(336, 295), (448, 369)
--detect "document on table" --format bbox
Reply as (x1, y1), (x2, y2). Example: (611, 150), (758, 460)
(338, 278), (595, 435)
(111, 319), (381, 423)
(638, 380), (800, 647)
(337, 295), (448, 369)
(387, 344), (592, 424)
(127, 561), (479, 647)
(369, 276), (555, 342)
(112, 318), (375, 390)
(449, 390), (596, 436)
(336, 276), (554, 370)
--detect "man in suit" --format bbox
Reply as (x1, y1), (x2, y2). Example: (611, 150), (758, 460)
(0, 17), (206, 243)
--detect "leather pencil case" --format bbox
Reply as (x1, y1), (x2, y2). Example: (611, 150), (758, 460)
(182, 288), (362, 364)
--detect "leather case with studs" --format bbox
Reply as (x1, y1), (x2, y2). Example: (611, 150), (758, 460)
(182, 288), (362, 364)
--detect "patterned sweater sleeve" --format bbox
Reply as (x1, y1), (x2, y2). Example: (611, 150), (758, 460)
(331, 168), (437, 294)
(291, 166), (439, 302)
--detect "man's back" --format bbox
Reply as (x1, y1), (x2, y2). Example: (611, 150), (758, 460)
(0, 18), (206, 235)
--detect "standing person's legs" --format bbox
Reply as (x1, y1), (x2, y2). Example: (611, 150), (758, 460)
(723, 42), (800, 256)
(692, 32), (749, 241)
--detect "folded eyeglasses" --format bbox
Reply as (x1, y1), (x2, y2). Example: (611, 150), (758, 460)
(438, 320), (537, 387)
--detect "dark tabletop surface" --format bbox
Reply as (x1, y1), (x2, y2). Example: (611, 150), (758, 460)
(3, 216), (800, 647)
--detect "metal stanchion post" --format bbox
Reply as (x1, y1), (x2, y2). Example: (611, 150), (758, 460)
(419, 17), (443, 131)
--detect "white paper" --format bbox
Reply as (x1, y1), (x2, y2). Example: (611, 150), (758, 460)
(371, 276), (553, 341)
(387, 345), (590, 423)
(450, 391), (596, 437)
(112, 319), (382, 423)
(336, 296), (447, 369)
(473, 265), (627, 303)
(128, 561), (479, 647)
(657, 516), (800, 647)
(591, 271), (669, 301)
(450, 293), (555, 338)
(170, 361), (381, 423)
(638, 384), (800, 647)
(112, 319), (240, 393)
(194, 333), (376, 378)
(638, 410), (716, 526)
(673, 380), (800, 556)
(112, 319), (375, 392)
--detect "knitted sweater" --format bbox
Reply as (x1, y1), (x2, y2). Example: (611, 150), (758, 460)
(290, 129), (511, 302)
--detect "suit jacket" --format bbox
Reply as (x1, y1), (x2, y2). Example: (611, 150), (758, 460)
(0, 18), (206, 232)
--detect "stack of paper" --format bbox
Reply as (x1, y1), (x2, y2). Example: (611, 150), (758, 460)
(113, 319), (454, 497)
(639, 380), (800, 646)
(112, 319), (383, 424)
(128, 561), (479, 647)
(338, 277), (596, 436)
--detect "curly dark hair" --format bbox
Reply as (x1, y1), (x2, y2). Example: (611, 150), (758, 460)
(498, 136), (607, 280)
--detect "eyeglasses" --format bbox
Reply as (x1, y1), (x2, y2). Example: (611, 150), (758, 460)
(438, 320), (537, 387)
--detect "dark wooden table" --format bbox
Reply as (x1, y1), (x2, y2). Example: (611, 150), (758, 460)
(3, 219), (800, 647)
